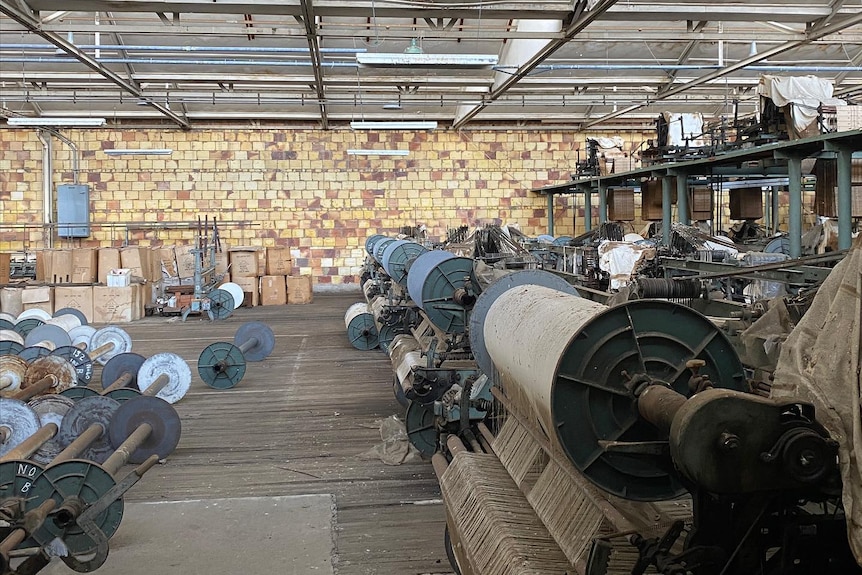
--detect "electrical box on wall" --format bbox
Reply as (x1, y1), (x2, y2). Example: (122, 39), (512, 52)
(57, 184), (91, 238)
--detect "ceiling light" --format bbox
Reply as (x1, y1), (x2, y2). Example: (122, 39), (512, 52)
(7, 117), (106, 127)
(357, 53), (498, 69)
(104, 148), (173, 156)
(350, 121), (437, 130)
(347, 149), (409, 156)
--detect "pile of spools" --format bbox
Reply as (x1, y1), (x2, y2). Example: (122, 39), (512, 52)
(1, 300), (278, 574)
(0, 308), (190, 574)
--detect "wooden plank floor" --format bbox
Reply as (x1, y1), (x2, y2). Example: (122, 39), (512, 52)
(106, 293), (452, 575)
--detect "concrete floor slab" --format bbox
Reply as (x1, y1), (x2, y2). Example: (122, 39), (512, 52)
(39, 494), (336, 575)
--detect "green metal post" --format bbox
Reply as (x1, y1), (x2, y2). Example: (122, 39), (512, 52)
(836, 148), (852, 250)
(787, 156), (803, 258)
(676, 174), (689, 226)
(771, 185), (780, 234)
(547, 193), (555, 236)
(662, 176), (673, 246)
(598, 182), (607, 224)
(584, 188), (593, 232)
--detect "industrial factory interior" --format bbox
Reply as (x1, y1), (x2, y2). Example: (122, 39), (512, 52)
(1, 1), (862, 574)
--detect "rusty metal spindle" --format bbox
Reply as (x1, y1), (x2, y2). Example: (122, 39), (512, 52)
(78, 340), (115, 361)
(101, 423), (153, 476)
(141, 374), (171, 397)
(50, 424), (108, 466)
(0, 424), (59, 462)
(0, 500), (57, 557)
(11, 375), (58, 402)
(101, 372), (134, 395)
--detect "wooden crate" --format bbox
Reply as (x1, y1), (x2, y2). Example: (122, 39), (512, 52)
(814, 158), (862, 218)
(690, 187), (713, 221)
(607, 188), (635, 221)
(729, 187), (763, 220)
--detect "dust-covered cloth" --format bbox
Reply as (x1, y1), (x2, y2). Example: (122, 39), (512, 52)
(772, 235), (862, 565)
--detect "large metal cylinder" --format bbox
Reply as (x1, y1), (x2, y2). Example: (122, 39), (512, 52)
(365, 234), (387, 256)
(484, 284), (745, 501)
(344, 302), (379, 351)
(381, 240), (428, 286)
(370, 296), (400, 353)
(407, 250), (476, 333)
(468, 269), (579, 378)
(372, 237), (398, 264)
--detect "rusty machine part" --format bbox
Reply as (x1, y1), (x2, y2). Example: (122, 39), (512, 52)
(479, 283), (855, 574)
(0, 395), (180, 573)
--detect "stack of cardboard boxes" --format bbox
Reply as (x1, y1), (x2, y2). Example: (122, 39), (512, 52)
(0, 243), (313, 322)
(227, 246), (313, 306)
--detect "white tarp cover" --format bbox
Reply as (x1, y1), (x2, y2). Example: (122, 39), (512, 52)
(772, 235), (862, 565)
(598, 241), (656, 290)
(592, 136), (625, 150)
(758, 75), (834, 134)
(662, 112), (705, 147)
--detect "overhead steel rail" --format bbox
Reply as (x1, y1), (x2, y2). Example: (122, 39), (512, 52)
(532, 129), (862, 256)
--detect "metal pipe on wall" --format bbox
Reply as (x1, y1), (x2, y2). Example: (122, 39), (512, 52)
(36, 129), (53, 249)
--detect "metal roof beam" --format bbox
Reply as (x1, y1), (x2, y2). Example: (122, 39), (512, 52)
(583, 9), (862, 129)
(297, 0), (327, 128)
(453, 0), (620, 129)
(0, 0), (190, 128)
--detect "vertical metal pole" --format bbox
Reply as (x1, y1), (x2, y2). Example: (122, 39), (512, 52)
(584, 188), (593, 232)
(788, 156), (803, 258)
(676, 174), (689, 226)
(764, 187), (771, 231)
(547, 193), (555, 237)
(836, 147), (853, 250)
(598, 182), (607, 224)
(662, 176), (673, 246)
(771, 185), (780, 234)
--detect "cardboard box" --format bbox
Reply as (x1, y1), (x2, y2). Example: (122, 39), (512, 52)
(22, 286), (53, 314)
(260, 275), (287, 306)
(48, 249), (73, 284)
(0, 253), (10, 284)
(71, 248), (97, 284)
(34, 250), (47, 282)
(175, 245), (197, 279)
(265, 246), (292, 276)
(107, 269), (132, 287)
(287, 275), (313, 304)
(93, 286), (135, 323)
(0, 287), (23, 316)
(607, 188), (635, 221)
(54, 286), (94, 323)
(97, 248), (121, 284)
(729, 187), (763, 220)
(229, 248), (260, 278)
(230, 276), (259, 307)
(215, 248), (229, 279)
(120, 246), (149, 281)
(155, 246), (178, 279)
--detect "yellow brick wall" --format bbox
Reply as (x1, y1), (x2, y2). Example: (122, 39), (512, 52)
(0, 127), (654, 285)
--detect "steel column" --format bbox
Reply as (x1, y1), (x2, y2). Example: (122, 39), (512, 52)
(676, 174), (689, 226)
(662, 176), (673, 246)
(771, 185), (781, 234)
(598, 182), (607, 224)
(787, 156), (803, 258)
(547, 193), (555, 236)
(584, 188), (593, 232)
(836, 147), (853, 250)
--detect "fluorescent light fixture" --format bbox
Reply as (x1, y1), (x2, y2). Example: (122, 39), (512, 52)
(7, 117), (106, 127)
(347, 149), (409, 157)
(357, 53), (498, 68)
(350, 121), (437, 130)
(104, 148), (173, 156)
